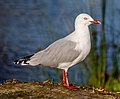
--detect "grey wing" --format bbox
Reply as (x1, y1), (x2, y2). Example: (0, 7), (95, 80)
(29, 39), (80, 66)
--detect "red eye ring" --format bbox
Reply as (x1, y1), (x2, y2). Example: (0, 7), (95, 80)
(84, 17), (88, 20)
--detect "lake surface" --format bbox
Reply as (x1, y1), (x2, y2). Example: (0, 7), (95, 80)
(0, 0), (120, 85)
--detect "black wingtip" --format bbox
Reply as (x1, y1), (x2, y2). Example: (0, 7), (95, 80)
(13, 59), (25, 65)
(13, 54), (34, 65)
(13, 59), (18, 64)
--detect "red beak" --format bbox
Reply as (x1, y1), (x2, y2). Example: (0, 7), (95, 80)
(90, 20), (101, 24)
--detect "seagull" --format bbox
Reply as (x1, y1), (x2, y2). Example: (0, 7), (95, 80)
(14, 13), (101, 90)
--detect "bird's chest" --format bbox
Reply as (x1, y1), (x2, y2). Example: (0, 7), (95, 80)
(75, 38), (91, 60)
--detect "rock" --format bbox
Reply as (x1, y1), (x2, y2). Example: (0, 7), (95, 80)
(0, 79), (119, 99)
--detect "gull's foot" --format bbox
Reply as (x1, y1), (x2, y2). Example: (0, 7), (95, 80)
(65, 84), (80, 90)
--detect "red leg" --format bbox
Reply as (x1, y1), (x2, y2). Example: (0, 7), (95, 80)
(62, 69), (79, 90)
(62, 69), (66, 86)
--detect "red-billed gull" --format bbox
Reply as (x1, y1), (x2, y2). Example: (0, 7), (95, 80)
(14, 13), (101, 90)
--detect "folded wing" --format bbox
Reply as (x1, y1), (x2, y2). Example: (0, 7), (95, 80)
(29, 39), (80, 66)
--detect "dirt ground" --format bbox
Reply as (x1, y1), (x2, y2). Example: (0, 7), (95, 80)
(0, 79), (119, 99)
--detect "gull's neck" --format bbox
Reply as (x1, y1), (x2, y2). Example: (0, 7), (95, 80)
(66, 24), (90, 42)
(75, 24), (89, 37)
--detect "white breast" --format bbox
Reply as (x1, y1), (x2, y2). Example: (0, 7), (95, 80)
(75, 37), (91, 60)
(65, 24), (91, 63)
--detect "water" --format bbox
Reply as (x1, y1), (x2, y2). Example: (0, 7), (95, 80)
(0, 0), (119, 85)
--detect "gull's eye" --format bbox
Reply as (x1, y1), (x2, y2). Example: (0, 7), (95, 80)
(84, 17), (88, 20)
